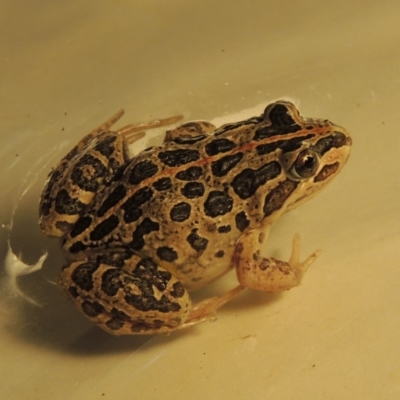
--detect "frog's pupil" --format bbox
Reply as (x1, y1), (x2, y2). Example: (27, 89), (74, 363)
(303, 155), (316, 170)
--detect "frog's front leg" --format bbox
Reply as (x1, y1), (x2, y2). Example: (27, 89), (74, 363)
(234, 227), (321, 292)
(39, 114), (132, 237)
(166, 229), (320, 326)
(59, 252), (194, 335)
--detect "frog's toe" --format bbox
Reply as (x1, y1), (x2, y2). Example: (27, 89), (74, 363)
(289, 233), (321, 278)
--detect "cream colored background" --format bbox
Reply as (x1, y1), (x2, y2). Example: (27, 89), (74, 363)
(1, 1), (399, 399)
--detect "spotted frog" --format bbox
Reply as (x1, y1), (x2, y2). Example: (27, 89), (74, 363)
(39, 101), (352, 335)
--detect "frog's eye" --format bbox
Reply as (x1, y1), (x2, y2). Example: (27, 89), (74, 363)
(291, 149), (319, 178)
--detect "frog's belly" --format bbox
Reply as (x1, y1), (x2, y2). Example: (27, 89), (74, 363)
(164, 248), (236, 292)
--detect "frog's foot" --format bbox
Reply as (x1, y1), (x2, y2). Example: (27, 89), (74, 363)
(90, 109), (125, 137)
(117, 114), (184, 139)
(235, 231), (321, 292)
(176, 285), (246, 330)
(59, 253), (193, 336)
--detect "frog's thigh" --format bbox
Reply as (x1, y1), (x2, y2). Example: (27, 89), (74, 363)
(58, 255), (193, 335)
(39, 130), (129, 237)
(234, 227), (321, 292)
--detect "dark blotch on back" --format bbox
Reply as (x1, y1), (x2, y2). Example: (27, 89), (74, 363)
(158, 149), (200, 167)
(232, 162), (281, 200)
(204, 190), (233, 217)
(254, 124), (301, 141)
(256, 141), (282, 155)
(211, 153), (243, 177)
(181, 182), (205, 198)
(129, 160), (158, 185)
(70, 215), (93, 238)
(121, 187), (153, 223)
(176, 166), (203, 181)
(170, 202), (191, 222)
(153, 177), (172, 191)
(97, 184), (127, 217)
(205, 138), (236, 156)
(89, 215), (119, 241)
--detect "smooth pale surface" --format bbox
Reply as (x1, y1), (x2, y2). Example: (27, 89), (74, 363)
(1, 1), (399, 399)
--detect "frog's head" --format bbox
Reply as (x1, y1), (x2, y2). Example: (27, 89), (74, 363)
(260, 101), (352, 219)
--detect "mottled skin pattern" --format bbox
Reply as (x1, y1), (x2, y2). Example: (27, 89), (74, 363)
(39, 101), (352, 335)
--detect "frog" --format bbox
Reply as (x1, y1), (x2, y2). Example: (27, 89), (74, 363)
(39, 101), (352, 335)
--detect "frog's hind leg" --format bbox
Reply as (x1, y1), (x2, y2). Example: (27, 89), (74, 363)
(59, 252), (245, 335)
(39, 125), (129, 237)
(176, 285), (246, 331)
(39, 111), (184, 237)
(59, 252), (194, 335)
(90, 109), (125, 137)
